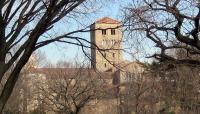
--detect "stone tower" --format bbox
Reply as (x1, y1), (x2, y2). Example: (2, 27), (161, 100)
(90, 17), (123, 72)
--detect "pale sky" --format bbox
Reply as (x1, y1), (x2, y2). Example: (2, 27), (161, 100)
(39, 1), (133, 65)
(37, 0), (200, 66)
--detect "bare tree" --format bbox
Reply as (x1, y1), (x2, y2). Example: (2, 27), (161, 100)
(120, 63), (200, 114)
(150, 61), (200, 114)
(124, 0), (200, 64)
(3, 51), (45, 114)
(0, 0), (109, 111)
(36, 63), (102, 114)
(119, 70), (160, 114)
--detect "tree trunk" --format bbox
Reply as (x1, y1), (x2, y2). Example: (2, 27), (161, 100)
(0, 49), (32, 113)
(0, 73), (20, 113)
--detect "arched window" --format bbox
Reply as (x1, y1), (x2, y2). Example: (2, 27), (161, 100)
(113, 53), (115, 58)
(102, 40), (105, 45)
(102, 29), (106, 35)
(125, 72), (135, 81)
(111, 29), (115, 35)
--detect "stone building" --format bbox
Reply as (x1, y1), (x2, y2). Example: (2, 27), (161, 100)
(90, 17), (123, 72)
(4, 17), (145, 114)
(88, 17), (145, 114)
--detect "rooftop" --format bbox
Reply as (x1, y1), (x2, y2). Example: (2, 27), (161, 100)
(95, 17), (120, 24)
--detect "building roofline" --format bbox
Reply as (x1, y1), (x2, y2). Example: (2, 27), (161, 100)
(92, 17), (121, 24)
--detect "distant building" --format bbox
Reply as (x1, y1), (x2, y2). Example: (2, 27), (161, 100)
(90, 17), (123, 72)
(5, 17), (146, 114)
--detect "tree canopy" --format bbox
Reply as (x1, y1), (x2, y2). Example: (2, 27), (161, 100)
(0, 0), (101, 112)
(124, 0), (200, 64)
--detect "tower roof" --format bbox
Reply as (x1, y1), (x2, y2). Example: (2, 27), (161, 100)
(95, 17), (120, 24)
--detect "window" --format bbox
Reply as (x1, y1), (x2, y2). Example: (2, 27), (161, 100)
(103, 52), (106, 57)
(104, 63), (107, 68)
(102, 40), (105, 45)
(113, 53), (115, 58)
(111, 40), (116, 45)
(111, 29), (115, 35)
(125, 72), (135, 81)
(102, 29), (106, 35)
